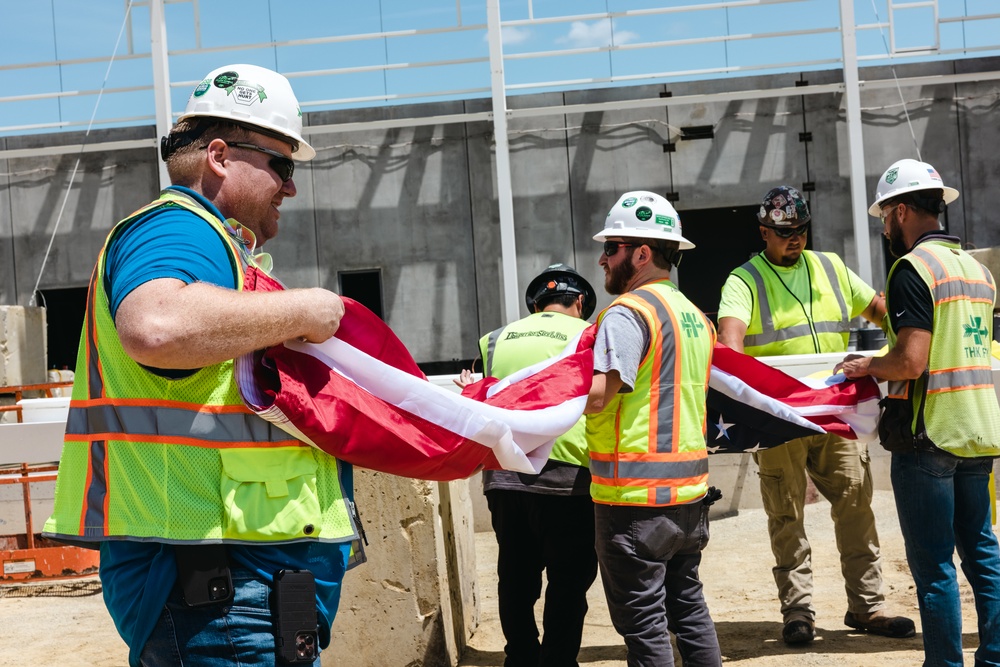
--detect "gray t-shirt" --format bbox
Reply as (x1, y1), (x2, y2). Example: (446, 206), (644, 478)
(593, 305), (649, 393)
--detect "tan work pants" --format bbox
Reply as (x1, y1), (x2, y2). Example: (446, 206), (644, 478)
(754, 432), (885, 624)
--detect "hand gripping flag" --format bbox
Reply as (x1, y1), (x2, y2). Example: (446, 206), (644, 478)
(706, 343), (880, 454)
(234, 267), (595, 481)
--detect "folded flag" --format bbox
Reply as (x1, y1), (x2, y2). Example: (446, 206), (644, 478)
(706, 343), (881, 454)
(234, 267), (594, 481)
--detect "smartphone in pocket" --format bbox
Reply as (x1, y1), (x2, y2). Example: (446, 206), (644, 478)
(175, 544), (234, 608)
(273, 569), (319, 664)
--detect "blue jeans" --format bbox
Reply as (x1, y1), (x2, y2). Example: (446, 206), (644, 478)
(140, 567), (321, 667)
(891, 449), (1000, 667)
(594, 501), (721, 667)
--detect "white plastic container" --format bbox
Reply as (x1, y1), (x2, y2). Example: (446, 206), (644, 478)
(16, 397), (71, 423)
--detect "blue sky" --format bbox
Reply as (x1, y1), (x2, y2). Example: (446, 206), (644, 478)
(0, 0), (997, 136)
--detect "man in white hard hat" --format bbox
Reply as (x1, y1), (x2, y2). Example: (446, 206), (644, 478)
(461, 264), (599, 667)
(43, 65), (360, 667)
(837, 158), (1000, 666)
(584, 191), (722, 666)
(717, 185), (914, 645)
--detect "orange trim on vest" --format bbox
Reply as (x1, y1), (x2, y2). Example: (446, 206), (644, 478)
(67, 433), (302, 449)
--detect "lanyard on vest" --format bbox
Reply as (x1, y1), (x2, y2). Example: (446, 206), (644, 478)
(759, 255), (821, 353)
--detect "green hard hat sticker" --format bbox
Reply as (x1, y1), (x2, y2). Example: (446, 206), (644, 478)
(635, 206), (653, 222)
(885, 167), (898, 184)
(193, 79), (211, 97)
(622, 197), (638, 208)
(655, 214), (675, 228)
(213, 71), (240, 89)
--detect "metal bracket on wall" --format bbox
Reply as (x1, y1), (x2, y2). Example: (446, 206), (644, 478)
(680, 125), (714, 140)
(665, 192), (680, 203)
(801, 182), (816, 192)
(799, 132), (813, 143)
(662, 142), (676, 153)
(795, 80), (810, 87)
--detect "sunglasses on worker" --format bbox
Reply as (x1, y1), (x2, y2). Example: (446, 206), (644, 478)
(770, 223), (809, 239)
(603, 240), (640, 257)
(225, 142), (295, 182)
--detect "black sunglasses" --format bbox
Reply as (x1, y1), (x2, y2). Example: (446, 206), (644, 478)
(603, 240), (639, 257)
(770, 223), (809, 239)
(225, 142), (295, 182)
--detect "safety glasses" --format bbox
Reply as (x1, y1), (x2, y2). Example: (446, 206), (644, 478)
(603, 240), (639, 257)
(225, 142), (295, 182)
(770, 223), (809, 239)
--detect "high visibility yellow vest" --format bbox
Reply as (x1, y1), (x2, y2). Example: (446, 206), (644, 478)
(730, 251), (853, 356)
(43, 190), (359, 547)
(480, 311), (590, 467)
(884, 240), (1000, 457)
(586, 281), (715, 506)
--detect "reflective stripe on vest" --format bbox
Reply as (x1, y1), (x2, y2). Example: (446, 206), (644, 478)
(587, 282), (713, 507)
(885, 240), (1000, 457)
(738, 252), (850, 353)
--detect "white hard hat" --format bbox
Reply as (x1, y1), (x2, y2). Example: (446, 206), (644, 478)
(594, 191), (694, 250)
(178, 64), (315, 160)
(868, 158), (958, 217)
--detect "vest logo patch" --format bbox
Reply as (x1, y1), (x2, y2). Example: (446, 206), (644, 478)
(963, 315), (990, 358)
(681, 312), (705, 338)
(503, 330), (568, 342)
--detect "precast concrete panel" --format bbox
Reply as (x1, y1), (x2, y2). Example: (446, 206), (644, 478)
(0, 137), (14, 305)
(955, 59), (1000, 250)
(667, 73), (808, 211)
(563, 84), (673, 314)
(6, 127), (157, 306)
(799, 68), (877, 284)
(506, 93), (575, 322)
(465, 98), (505, 343)
(308, 103), (477, 364)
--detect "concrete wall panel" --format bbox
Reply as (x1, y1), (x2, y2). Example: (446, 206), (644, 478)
(955, 59), (1000, 250)
(0, 136), (13, 305)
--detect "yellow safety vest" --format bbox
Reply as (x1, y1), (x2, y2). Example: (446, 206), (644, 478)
(730, 251), (853, 356)
(586, 281), (715, 506)
(43, 190), (359, 547)
(480, 311), (590, 467)
(883, 240), (1000, 457)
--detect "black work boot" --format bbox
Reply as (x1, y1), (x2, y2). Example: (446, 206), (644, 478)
(782, 619), (815, 645)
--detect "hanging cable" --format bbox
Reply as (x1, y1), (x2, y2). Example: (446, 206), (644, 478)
(868, 0), (922, 160)
(28, 0), (135, 307)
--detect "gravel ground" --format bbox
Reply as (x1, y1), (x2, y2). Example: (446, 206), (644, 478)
(0, 490), (991, 666)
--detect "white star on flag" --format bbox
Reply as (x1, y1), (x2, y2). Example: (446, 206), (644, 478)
(715, 414), (735, 440)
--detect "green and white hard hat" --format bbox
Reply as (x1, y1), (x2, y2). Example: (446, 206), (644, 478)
(868, 158), (958, 217)
(594, 191), (694, 250)
(177, 64), (315, 161)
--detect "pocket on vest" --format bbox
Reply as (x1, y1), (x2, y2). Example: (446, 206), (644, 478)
(219, 447), (321, 541)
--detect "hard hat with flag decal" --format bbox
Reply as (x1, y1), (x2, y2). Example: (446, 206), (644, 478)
(162, 64), (315, 161)
(525, 263), (596, 319)
(594, 191), (694, 249)
(868, 158), (959, 217)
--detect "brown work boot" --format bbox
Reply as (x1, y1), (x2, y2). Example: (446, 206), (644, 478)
(844, 610), (916, 638)
(782, 619), (815, 645)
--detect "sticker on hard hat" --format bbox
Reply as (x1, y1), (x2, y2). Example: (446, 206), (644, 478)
(770, 209), (785, 222)
(885, 168), (898, 184)
(622, 197), (637, 208)
(214, 71), (240, 89)
(233, 83), (267, 106)
(927, 167), (942, 181)
(193, 79), (211, 97)
(655, 214), (674, 228)
(640, 196), (655, 203)
(635, 206), (653, 221)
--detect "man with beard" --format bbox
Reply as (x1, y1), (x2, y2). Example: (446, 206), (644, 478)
(836, 159), (1000, 666)
(717, 186), (914, 646)
(584, 191), (721, 667)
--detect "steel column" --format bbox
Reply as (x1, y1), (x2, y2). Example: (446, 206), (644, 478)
(150, 0), (172, 190)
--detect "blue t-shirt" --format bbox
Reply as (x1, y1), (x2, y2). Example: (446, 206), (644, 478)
(100, 186), (354, 666)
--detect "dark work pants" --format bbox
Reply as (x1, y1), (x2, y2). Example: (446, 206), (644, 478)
(594, 501), (721, 667)
(486, 489), (598, 667)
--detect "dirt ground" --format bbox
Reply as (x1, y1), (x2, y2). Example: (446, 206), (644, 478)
(0, 490), (990, 666)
